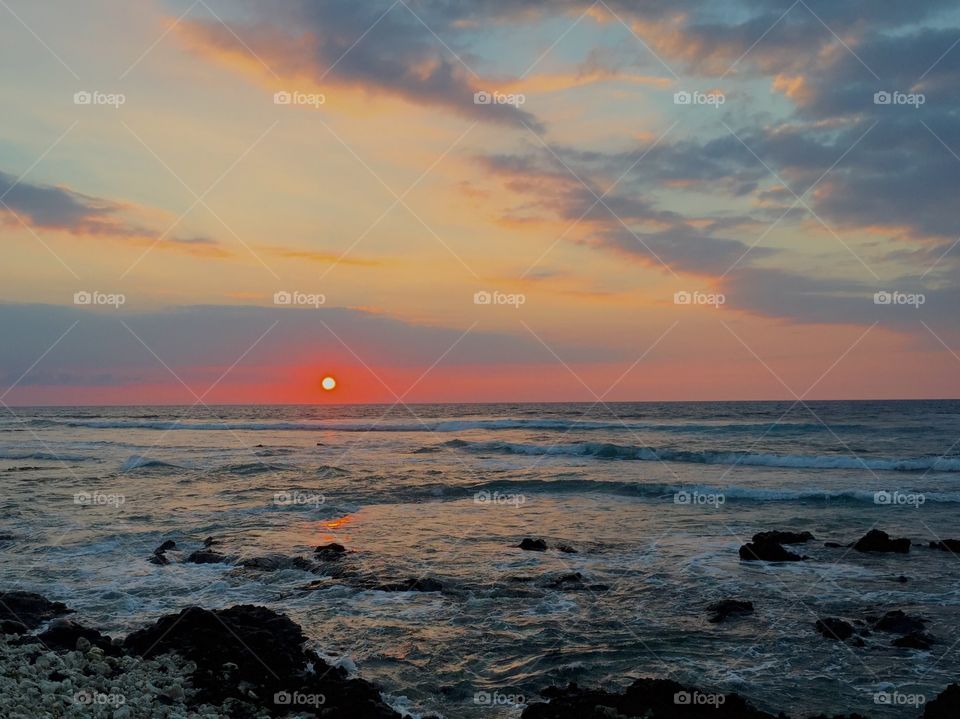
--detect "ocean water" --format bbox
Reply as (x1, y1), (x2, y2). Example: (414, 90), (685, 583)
(1, 400), (959, 717)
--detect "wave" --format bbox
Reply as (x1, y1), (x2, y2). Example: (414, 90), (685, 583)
(446, 440), (960, 472)
(376, 478), (960, 504)
(0, 450), (92, 462)
(25, 417), (881, 434)
(120, 455), (183, 472)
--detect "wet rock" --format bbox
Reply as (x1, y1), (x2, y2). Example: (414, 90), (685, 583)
(35, 618), (121, 655)
(929, 539), (960, 552)
(238, 555), (316, 572)
(156, 540), (177, 552)
(202, 536), (217, 547)
(370, 577), (444, 593)
(752, 530), (814, 544)
(815, 618), (855, 641)
(314, 542), (347, 561)
(739, 539), (806, 561)
(519, 538), (548, 552)
(0, 591), (73, 629)
(706, 599), (754, 624)
(540, 573), (609, 592)
(867, 609), (926, 635)
(556, 544), (578, 554)
(852, 529), (910, 553)
(186, 550), (227, 564)
(824, 542), (845, 548)
(892, 631), (935, 649)
(125, 604), (401, 717)
(148, 552), (170, 566)
(521, 678), (777, 718)
(925, 683), (960, 718)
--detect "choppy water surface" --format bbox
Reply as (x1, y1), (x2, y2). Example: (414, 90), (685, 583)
(2, 400), (959, 717)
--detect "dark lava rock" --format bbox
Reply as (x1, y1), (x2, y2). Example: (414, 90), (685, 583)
(36, 618), (120, 655)
(752, 530), (814, 545)
(202, 536), (217, 547)
(852, 529), (910, 553)
(706, 599), (754, 624)
(556, 545), (578, 554)
(519, 538), (548, 552)
(929, 539), (960, 552)
(239, 555), (316, 572)
(148, 552), (170, 566)
(186, 550), (227, 564)
(0, 591), (73, 629)
(892, 631), (935, 649)
(371, 577), (443, 593)
(739, 540), (806, 562)
(815, 618), (855, 641)
(125, 605), (400, 717)
(314, 542), (347, 561)
(541, 573), (609, 592)
(521, 678), (777, 719)
(824, 542), (845, 548)
(0, 620), (28, 634)
(925, 683), (960, 718)
(156, 540), (177, 552)
(868, 609), (926, 635)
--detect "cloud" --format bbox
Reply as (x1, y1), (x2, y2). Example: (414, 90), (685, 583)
(0, 170), (228, 256)
(176, 1), (544, 130)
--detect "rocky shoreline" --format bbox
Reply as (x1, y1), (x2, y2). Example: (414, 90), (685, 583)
(3, 526), (959, 717)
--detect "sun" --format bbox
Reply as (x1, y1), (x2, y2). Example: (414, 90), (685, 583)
(321, 376), (337, 391)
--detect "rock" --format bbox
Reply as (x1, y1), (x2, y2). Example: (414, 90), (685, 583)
(706, 599), (754, 623)
(556, 545), (578, 554)
(186, 550), (227, 564)
(852, 529), (910, 553)
(892, 631), (935, 649)
(35, 618), (121, 655)
(540, 573), (609, 591)
(203, 536), (217, 547)
(739, 540), (806, 561)
(824, 542), (844, 548)
(148, 552), (170, 566)
(238, 555), (316, 572)
(156, 540), (177, 552)
(125, 604), (401, 717)
(815, 618), (855, 641)
(314, 542), (347, 561)
(0, 591), (73, 629)
(925, 683), (960, 718)
(0, 619), (29, 634)
(752, 530), (814, 544)
(868, 609), (926, 635)
(519, 538), (548, 552)
(929, 539), (960, 552)
(371, 577), (443, 593)
(521, 678), (777, 718)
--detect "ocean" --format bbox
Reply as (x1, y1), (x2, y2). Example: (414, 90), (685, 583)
(1, 400), (958, 717)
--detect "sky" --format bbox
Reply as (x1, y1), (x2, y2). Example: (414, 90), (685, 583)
(1, 0), (960, 404)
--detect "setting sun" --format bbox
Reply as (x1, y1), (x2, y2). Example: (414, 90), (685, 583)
(321, 376), (337, 391)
